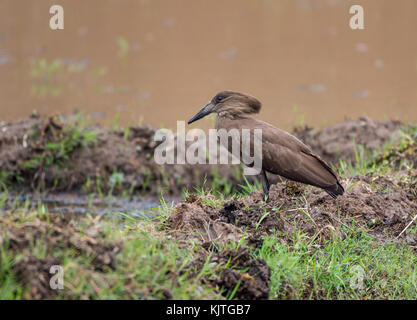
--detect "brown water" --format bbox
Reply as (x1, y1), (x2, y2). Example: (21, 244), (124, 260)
(1, 192), (179, 218)
(1, 0), (417, 131)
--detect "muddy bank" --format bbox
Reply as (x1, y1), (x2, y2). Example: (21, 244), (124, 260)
(167, 174), (417, 246)
(164, 169), (417, 298)
(0, 114), (410, 196)
(374, 127), (417, 170)
(185, 247), (270, 300)
(1, 192), (178, 218)
(0, 212), (121, 299)
(0, 114), (242, 195)
(4, 171), (416, 300)
(293, 116), (404, 164)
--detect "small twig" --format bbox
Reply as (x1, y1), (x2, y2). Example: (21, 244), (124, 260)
(302, 195), (310, 213)
(331, 216), (355, 233)
(203, 220), (212, 242)
(287, 207), (308, 212)
(230, 249), (247, 265)
(396, 214), (417, 239)
(297, 208), (316, 225)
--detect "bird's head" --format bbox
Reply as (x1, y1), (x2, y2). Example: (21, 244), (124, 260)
(188, 91), (262, 124)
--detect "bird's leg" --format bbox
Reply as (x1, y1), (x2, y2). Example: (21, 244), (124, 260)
(260, 169), (270, 202)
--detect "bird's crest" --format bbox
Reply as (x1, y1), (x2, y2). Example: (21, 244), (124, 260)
(213, 91), (262, 118)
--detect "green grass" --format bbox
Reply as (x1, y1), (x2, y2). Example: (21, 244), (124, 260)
(0, 113), (98, 192)
(0, 210), (222, 300)
(1, 123), (416, 300)
(238, 174), (262, 197)
(255, 230), (417, 299)
(1, 184), (416, 300)
(23, 115), (98, 172)
(336, 123), (416, 178)
(0, 247), (22, 299)
(62, 223), (220, 299)
(336, 141), (386, 177)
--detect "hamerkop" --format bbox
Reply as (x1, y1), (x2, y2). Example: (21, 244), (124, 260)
(188, 91), (344, 200)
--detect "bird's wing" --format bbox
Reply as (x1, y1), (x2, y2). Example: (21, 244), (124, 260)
(262, 140), (337, 188)
(248, 119), (340, 188)
(216, 116), (343, 196)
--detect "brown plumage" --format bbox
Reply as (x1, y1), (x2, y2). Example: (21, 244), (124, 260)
(188, 91), (344, 200)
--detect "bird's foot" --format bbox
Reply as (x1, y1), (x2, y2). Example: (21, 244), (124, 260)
(262, 192), (270, 203)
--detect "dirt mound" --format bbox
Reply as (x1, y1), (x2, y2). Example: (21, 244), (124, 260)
(168, 199), (271, 299)
(374, 130), (417, 169)
(187, 248), (270, 300)
(0, 114), (242, 195)
(293, 116), (404, 164)
(224, 179), (416, 244)
(167, 201), (243, 243)
(167, 176), (417, 246)
(13, 255), (62, 299)
(1, 114), (410, 195)
(0, 213), (121, 270)
(0, 212), (122, 299)
(166, 173), (417, 299)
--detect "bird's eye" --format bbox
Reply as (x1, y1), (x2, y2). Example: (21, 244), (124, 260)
(216, 96), (224, 102)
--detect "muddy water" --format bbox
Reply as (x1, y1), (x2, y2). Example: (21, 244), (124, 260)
(2, 193), (179, 218)
(0, 0), (417, 131)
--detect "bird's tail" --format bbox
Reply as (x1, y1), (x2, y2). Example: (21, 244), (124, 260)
(324, 181), (344, 199)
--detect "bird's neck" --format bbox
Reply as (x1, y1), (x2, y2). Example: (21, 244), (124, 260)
(215, 113), (250, 130)
(216, 111), (250, 120)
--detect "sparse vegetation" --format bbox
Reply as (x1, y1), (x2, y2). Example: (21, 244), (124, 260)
(0, 117), (416, 299)
(256, 230), (417, 299)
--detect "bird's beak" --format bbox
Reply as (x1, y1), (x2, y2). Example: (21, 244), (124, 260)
(188, 102), (213, 124)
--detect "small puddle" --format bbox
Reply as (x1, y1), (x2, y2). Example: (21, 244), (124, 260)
(2, 193), (180, 219)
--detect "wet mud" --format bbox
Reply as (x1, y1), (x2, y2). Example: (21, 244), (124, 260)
(2, 192), (178, 218)
(0, 212), (121, 299)
(167, 173), (417, 298)
(1, 114), (416, 299)
(293, 116), (404, 164)
(187, 248), (270, 300)
(0, 114), (240, 195)
(0, 114), (410, 196)
(169, 176), (417, 246)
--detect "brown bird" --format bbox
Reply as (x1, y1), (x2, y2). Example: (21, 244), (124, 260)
(188, 91), (344, 200)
